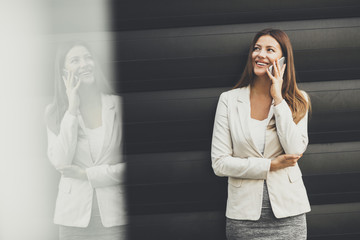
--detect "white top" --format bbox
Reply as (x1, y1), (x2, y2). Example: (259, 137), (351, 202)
(85, 125), (105, 162)
(249, 118), (268, 154)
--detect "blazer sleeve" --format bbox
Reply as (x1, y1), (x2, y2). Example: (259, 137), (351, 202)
(47, 111), (79, 169)
(211, 92), (271, 179)
(86, 163), (126, 188)
(273, 91), (309, 155)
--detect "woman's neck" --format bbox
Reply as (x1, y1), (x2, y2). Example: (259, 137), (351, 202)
(78, 84), (102, 128)
(79, 84), (101, 110)
(251, 75), (272, 98)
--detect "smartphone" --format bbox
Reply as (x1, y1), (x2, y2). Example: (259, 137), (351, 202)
(268, 56), (286, 75)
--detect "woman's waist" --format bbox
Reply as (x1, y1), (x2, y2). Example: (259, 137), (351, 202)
(232, 150), (284, 160)
(71, 159), (122, 168)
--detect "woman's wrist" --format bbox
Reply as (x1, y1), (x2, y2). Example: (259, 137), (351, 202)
(80, 169), (88, 180)
(273, 96), (283, 106)
(67, 106), (77, 116)
(270, 161), (278, 171)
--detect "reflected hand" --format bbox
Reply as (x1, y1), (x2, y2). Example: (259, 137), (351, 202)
(58, 165), (87, 180)
(62, 70), (81, 116)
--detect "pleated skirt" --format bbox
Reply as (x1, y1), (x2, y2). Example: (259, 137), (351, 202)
(226, 183), (307, 240)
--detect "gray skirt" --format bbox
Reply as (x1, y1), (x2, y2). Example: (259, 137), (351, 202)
(226, 183), (307, 240)
(59, 193), (127, 240)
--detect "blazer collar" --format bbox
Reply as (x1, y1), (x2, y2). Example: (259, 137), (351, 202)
(236, 86), (262, 157)
(236, 85), (275, 105)
(77, 94), (117, 163)
(102, 94), (116, 110)
(237, 85), (251, 103)
(98, 94), (116, 162)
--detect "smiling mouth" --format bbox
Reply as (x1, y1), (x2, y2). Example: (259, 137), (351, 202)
(255, 61), (269, 67)
(78, 71), (93, 77)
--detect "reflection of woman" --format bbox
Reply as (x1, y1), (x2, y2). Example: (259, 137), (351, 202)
(211, 29), (311, 239)
(45, 42), (127, 240)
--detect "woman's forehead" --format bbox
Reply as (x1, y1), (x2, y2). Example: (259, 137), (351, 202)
(66, 45), (90, 59)
(255, 35), (280, 49)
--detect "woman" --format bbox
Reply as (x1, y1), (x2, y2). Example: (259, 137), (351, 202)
(45, 42), (127, 240)
(211, 29), (311, 239)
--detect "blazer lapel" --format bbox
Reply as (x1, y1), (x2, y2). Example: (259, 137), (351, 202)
(97, 94), (116, 163)
(263, 116), (275, 157)
(236, 86), (263, 157)
(76, 113), (96, 165)
(263, 105), (278, 158)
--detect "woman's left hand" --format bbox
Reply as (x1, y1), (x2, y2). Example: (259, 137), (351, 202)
(266, 59), (286, 105)
(58, 165), (88, 180)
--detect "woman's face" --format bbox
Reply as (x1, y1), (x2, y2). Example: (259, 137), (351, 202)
(64, 45), (95, 85)
(252, 35), (283, 77)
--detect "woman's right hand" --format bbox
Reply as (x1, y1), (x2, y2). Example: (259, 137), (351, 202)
(62, 70), (81, 116)
(270, 154), (302, 171)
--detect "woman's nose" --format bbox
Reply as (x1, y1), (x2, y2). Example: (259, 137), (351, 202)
(257, 49), (266, 58)
(79, 58), (88, 68)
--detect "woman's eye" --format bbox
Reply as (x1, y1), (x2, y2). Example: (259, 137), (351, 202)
(268, 49), (275, 52)
(253, 47), (260, 51)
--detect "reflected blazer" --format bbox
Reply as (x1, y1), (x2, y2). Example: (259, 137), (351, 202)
(211, 86), (311, 220)
(47, 94), (127, 227)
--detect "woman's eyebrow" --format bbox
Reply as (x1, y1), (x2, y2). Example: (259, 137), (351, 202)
(67, 56), (79, 61)
(254, 43), (276, 48)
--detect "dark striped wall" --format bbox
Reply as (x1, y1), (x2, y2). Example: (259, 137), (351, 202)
(49, 1), (360, 239)
(113, 3), (360, 239)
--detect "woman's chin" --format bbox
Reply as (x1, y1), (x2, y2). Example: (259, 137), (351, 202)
(254, 69), (268, 77)
(79, 76), (95, 85)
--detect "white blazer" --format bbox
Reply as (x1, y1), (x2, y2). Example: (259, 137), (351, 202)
(47, 94), (127, 227)
(211, 86), (311, 220)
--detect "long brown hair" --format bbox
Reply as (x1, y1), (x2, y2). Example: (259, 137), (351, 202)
(234, 28), (310, 123)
